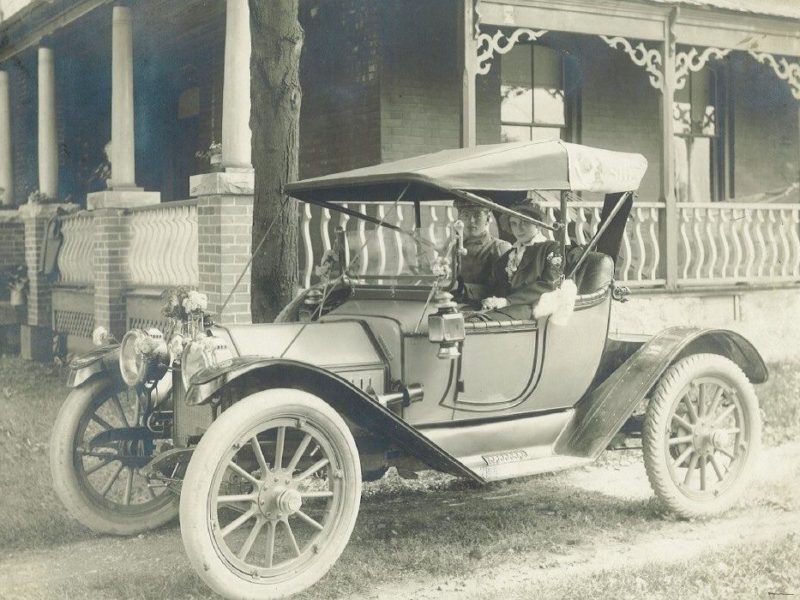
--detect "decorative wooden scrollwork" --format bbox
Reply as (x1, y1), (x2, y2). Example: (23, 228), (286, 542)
(747, 50), (800, 100)
(674, 47), (731, 89)
(476, 28), (549, 75)
(600, 35), (663, 91)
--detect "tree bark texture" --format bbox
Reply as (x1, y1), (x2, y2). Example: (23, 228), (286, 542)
(249, 0), (303, 322)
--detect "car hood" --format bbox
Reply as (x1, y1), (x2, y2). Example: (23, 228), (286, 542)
(211, 320), (385, 370)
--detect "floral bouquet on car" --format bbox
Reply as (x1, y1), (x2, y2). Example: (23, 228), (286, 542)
(161, 286), (210, 339)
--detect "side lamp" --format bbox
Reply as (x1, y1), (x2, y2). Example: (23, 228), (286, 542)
(427, 290), (464, 360)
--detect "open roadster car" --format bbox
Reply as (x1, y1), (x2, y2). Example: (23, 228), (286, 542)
(50, 141), (766, 600)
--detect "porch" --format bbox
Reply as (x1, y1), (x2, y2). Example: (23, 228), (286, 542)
(0, 0), (799, 361)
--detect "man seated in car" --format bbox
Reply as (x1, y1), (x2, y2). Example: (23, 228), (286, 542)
(455, 199), (511, 301)
(481, 200), (582, 321)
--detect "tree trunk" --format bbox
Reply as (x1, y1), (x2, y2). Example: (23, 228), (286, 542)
(249, 0), (303, 322)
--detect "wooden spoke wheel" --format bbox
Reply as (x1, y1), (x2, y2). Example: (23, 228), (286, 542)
(643, 354), (761, 518)
(50, 374), (178, 534)
(180, 389), (361, 600)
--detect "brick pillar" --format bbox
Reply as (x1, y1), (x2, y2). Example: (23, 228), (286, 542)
(18, 203), (62, 360)
(191, 172), (254, 324)
(93, 208), (129, 338)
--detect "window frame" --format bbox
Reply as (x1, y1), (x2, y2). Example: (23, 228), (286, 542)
(673, 64), (730, 202)
(499, 43), (578, 143)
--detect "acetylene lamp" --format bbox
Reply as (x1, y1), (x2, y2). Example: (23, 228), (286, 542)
(119, 328), (170, 386)
(427, 290), (465, 360)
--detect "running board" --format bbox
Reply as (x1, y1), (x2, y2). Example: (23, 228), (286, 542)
(420, 409), (590, 482)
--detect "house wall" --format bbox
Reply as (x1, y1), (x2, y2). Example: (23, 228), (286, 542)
(8, 48), (36, 206)
(299, 0), (382, 178)
(0, 218), (24, 271)
(478, 34), (664, 203)
(378, 0), (461, 162)
(578, 37), (662, 203)
(732, 55), (800, 201)
(613, 288), (800, 363)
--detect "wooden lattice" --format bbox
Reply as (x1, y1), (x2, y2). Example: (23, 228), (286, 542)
(53, 310), (95, 338)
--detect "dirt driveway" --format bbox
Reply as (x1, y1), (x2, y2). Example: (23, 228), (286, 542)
(2, 443), (799, 600)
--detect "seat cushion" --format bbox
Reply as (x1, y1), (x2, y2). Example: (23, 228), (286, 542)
(573, 252), (614, 295)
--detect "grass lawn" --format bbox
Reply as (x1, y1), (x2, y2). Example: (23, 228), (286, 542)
(0, 354), (798, 599)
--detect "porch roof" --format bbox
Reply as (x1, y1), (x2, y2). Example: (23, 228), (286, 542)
(643, 0), (800, 20)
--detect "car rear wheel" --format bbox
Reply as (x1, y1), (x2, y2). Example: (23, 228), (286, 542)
(50, 373), (178, 534)
(180, 389), (361, 600)
(643, 353), (761, 518)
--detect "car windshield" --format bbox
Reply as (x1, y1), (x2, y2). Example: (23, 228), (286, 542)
(328, 201), (455, 287)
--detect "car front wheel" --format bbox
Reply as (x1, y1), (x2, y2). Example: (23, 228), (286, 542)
(49, 373), (178, 534)
(180, 389), (361, 600)
(643, 353), (761, 519)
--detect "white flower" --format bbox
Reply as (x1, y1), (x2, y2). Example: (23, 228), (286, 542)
(431, 256), (452, 279)
(92, 326), (109, 346)
(182, 290), (208, 313)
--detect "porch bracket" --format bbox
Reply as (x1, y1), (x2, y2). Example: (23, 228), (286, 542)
(476, 28), (549, 76)
(674, 47), (731, 90)
(600, 35), (663, 91)
(747, 51), (800, 100)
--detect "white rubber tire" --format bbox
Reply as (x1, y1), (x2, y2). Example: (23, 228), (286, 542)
(643, 353), (761, 519)
(180, 389), (361, 600)
(50, 374), (178, 535)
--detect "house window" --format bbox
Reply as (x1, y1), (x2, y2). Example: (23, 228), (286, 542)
(500, 45), (571, 142)
(674, 67), (726, 202)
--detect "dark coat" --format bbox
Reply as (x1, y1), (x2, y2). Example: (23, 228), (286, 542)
(462, 233), (512, 284)
(458, 232), (511, 300)
(487, 241), (583, 320)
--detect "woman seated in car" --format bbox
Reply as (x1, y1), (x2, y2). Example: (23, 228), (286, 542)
(481, 200), (582, 321)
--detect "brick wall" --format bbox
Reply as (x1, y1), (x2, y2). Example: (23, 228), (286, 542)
(22, 213), (51, 326)
(93, 209), (130, 338)
(299, 0), (382, 178)
(378, 0), (460, 162)
(197, 194), (253, 324)
(0, 219), (25, 270)
(578, 37), (662, 202)
(8, 49), (36, 206)
(732, 55), (800, 201)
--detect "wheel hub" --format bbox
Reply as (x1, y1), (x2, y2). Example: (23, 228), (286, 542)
(692, 420), (715, 456)
(255, 472), (302, 518)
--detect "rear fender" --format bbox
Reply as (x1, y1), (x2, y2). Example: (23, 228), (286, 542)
(555, 326), (768, 459)
(188, 357), (485, 483)
(67, 344), (121, 388)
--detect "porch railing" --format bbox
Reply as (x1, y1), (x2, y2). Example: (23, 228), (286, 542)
(58, 212), (95, 285)
(539, 200), (665, 287)
(126, 200), (198, 287)
(677, 202), (800, 286)
(299, 201), (457, 289)
(298, 200), (667, 288)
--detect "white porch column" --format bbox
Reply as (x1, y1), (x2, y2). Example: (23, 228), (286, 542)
(221, 0), (252, 170)
(88, 5), (159, 209)
(38, 47), (58, 200)
(110, 5), (136, 189)
(0, 71), (13, 206)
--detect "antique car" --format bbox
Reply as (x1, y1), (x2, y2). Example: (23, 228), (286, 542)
(50, 141), (766, 600)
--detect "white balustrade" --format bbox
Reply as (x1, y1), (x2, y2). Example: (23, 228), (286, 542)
(541, 200), (665, 287)
(58, 213), (95, 285)
(297, 199), (665, 288)
(126, 201), (198, 287)
(677, 202), (800, 285)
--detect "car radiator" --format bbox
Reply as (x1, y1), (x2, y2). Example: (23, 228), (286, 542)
(172, 373), (214, 447)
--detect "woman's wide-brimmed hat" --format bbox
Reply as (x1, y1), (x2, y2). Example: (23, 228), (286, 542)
(498, 200), (551, 233)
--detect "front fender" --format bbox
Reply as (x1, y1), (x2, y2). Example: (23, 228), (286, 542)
(67, 344), (121, 388)
(556, 326), (768, 459)
(186, 357), (484, 483)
